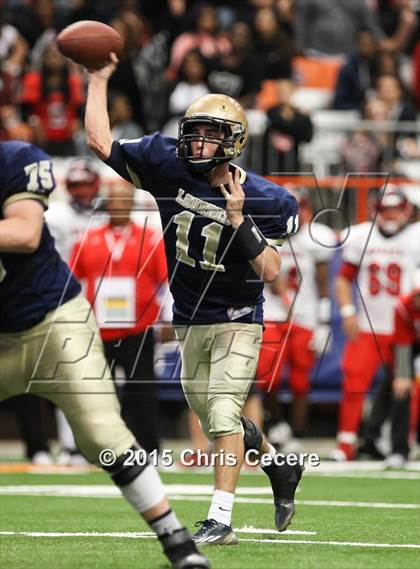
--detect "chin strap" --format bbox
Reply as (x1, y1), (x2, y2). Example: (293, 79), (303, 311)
(186, 159), (218, 175)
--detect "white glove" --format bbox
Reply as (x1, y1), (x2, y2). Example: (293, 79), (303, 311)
(310, 323), (332, 356)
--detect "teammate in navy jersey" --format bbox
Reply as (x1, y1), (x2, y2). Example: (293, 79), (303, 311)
(86, 53), (302, 545)
(0, 140), (209, 569)
(0, 141), (80, 331)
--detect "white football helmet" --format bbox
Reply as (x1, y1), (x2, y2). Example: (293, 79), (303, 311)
(375, 184), (412, 236)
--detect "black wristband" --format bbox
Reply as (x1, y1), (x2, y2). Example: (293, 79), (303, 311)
(234, 216), (268, 260)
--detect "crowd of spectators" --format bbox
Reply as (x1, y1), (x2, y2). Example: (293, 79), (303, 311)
(1, 0), (419, 174)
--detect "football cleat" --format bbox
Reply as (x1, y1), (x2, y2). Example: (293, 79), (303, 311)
(192, 519), (238, 545)
(274, 499), (296, 532)
(159, 528), (211, 568)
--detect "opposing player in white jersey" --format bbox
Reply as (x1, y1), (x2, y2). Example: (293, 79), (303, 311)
(45, 159), (103, 463)
(257, 186), (337, 442)
(334, 185), (419, 460)
(45, 159), (102, 261)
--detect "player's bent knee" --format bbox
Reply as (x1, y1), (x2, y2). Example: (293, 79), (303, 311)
(76, 436), (132, 467)
(207, 412), (242, 439)
(207, 397), (243, 439)
(209, 416), (242, 440)
(102, 445), (149, 486)
(208, 425), (243, 439)
(70, 412), (135, 467)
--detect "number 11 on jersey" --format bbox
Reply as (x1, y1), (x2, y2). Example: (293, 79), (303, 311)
(173, 211), (225, 272)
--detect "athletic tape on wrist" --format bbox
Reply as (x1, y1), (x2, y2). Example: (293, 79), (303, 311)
(340, 304), (356, 318)
(318, 297), (332, 323)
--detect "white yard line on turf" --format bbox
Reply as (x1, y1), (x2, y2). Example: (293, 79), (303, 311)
(0, 531), (418, 549)
(169, 495), (420, 509)
(1, 485), (419, 509)
(0, 528), (316, 537)
(0, 531), (154, 538)
(235, 528), (317, 535)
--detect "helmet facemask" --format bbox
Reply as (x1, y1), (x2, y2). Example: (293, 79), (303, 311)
(176, 115), (246, 174)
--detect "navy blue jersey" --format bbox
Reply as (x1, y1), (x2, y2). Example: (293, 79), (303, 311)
(106, 133), (298, 325)
(0, 141), (81, 332)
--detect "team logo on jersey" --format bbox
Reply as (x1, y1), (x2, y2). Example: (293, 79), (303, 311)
(176, 188), (230, 225)
(227, 306), (254, 320)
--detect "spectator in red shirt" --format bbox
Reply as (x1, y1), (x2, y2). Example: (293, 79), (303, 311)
(70, 182), (168, 453)
(20, 43), (84, 156)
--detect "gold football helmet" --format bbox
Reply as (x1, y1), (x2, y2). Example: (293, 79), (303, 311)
(177, 93), (249, 174)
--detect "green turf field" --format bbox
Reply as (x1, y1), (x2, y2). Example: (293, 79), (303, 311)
(1, 466), (419, 569)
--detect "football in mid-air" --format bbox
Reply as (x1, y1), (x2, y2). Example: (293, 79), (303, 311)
(56, 20), (123, 69)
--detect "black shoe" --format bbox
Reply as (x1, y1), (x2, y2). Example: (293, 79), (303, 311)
(262, 460), (303, 532)
(193, 519), (238, 545)
(357, 440), (385, 461)
(274, 499), (296, 532)
(159, 528), (211, 568)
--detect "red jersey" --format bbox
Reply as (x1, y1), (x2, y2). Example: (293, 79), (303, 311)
(394, 292), (420, 345)
(70, 222), (167, 341)
(20, 71), (83, 142)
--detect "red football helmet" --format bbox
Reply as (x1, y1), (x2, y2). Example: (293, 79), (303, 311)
(65, 159), (100, 209)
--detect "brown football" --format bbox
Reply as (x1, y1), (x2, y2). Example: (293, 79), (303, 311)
(56, 20), (123, 69)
